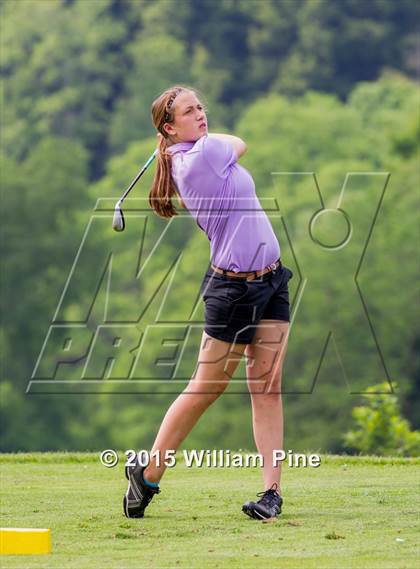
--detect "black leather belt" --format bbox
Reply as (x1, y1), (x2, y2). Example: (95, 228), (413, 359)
(210, 259), (282, 281)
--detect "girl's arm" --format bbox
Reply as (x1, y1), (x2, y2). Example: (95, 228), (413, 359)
(207, 133), (247, 159)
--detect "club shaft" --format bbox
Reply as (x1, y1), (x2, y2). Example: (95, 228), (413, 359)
(120, 149), (158, 203)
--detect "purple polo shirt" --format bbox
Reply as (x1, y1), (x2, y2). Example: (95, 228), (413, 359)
(167, 135), (280, 272)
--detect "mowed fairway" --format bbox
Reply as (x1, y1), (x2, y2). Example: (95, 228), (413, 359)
(0, 453), (418, 568)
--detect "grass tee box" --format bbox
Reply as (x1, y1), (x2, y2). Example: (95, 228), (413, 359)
(0, 453), (419, 569)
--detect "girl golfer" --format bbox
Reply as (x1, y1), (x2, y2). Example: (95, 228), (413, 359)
(124, 85), (293, 521)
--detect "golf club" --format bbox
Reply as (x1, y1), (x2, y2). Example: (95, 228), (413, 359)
(112, 149), (158, 232)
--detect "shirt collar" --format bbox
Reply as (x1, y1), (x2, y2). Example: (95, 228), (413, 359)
(166, 140), (199, 154)
(166, 142), (195, 154)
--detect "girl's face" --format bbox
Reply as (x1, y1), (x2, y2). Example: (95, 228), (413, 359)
(163, 91), (208, 143)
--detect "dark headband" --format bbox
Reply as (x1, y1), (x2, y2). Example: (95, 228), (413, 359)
(164, 88), (183, 122)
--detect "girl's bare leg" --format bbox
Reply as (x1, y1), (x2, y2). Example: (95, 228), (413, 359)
(245, 320), (289, 492)
(143, 331), (247, 483)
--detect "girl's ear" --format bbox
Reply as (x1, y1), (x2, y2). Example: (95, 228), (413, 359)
(163, 123), (176, 136)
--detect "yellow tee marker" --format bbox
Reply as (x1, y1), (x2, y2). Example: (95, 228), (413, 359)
(0, 528), (51, 555)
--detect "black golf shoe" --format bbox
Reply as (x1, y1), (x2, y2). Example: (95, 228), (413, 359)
(123, 462), (160, 518)
(242, 483), (283, 520)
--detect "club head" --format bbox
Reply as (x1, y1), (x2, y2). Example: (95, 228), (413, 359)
(112, 203), (125, 232)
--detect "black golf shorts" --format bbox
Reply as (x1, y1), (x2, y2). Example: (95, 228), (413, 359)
(199, 261), (293, 345)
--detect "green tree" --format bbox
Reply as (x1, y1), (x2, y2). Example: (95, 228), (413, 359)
(343, 383), (420, 456)
(0, 139), (92, 451)
(1, 0), (134, 177)
(275, 0), (418, 98)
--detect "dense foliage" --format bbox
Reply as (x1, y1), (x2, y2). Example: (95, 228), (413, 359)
(344, 383), (420, 456)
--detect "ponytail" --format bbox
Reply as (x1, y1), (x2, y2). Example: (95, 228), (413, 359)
(149, 135), (185, 218)
(149, 85), (195, 219)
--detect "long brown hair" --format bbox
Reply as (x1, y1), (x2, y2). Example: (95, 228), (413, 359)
(149, 85), (201, 218)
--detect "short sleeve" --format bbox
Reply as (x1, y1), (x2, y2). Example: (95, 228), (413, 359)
(194, 135), (237, 178)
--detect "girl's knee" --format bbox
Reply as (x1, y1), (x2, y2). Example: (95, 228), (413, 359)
(184, 382), (228, 404)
